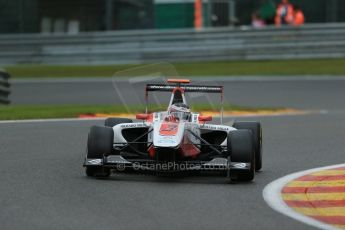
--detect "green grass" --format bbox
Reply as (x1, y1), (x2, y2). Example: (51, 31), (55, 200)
(0, 104), (281, 120)
(4, 58), (345, 78)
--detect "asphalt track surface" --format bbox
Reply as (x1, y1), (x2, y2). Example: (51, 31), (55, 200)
(11, 77), (345, 110)
(2, 77), (345, 230)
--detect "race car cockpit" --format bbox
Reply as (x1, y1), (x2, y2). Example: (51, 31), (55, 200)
(167, 103), (191, 121)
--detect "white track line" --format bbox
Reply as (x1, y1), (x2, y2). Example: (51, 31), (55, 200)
(263, 163), (345, 230)
(0, 117), (105, 124)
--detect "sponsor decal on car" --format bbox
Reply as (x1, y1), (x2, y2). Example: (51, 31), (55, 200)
(157, 135), (177, 144)
(87, 159), (102, 165)
(159, 122), (179, 136)
(121, 123), (145, 128)
(202, 124), (230, 131)
(234, 163), (247, 169)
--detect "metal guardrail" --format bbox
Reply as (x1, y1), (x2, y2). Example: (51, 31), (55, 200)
(0, 70), (10, 104)
(0, 23), (345, 65)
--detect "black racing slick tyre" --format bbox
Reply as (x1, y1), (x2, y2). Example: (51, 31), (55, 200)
(86, 126), (114, 178)
(233, 121), (262, 171)
(104, 118), (132, 127)
(228, 130), (255, 182)
(87, 126), (114, 158)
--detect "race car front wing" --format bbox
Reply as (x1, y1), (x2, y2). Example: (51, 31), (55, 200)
(84, 155), (251, 172)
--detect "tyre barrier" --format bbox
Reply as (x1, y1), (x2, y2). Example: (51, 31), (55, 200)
(0, 70), (10, 104)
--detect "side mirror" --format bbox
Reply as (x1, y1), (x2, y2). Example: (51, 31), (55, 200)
(198, 115), (212, 122)
(136, 113), (149, 120)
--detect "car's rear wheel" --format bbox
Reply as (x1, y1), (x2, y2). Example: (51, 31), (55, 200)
(233, 121), (262, 171)
(228, 130), (255, 182)
(86, 126), (114, 178)
(105, 118), (132, 127)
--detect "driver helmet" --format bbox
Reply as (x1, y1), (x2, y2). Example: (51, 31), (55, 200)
(168, 103), (191, 121)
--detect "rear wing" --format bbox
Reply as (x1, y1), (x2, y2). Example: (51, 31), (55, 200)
(146, 84), (223, 93)
(145, 80), (225, 124)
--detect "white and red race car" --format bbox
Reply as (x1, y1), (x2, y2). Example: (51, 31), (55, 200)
(84, 79), (262, 182)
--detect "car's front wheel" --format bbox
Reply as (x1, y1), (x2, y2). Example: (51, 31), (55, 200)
(227, 130), (255, 182)
(85, 125), (114, 178)
(233, 121), (262, 171)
